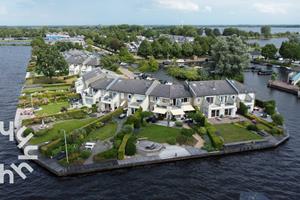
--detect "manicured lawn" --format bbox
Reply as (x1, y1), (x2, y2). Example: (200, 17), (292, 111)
(86, 122), (117, 141)
(214, 124), (262, 144)
(137, 124), (181, 143)
(31, 118), (97, 144)
(23, 85), (70, 94)
(36, 101), (70, 116)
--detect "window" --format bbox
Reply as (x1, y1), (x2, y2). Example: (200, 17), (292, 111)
(225, 109), (232, 116)
(206, 97), (214, 104)
(211, 110), (220, 117)
(128, 94), (132, 99)
(182, 98), (188, 103)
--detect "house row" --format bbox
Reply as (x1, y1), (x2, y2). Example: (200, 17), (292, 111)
(63, 49), (103, 76)
(76, 70), (255, 119)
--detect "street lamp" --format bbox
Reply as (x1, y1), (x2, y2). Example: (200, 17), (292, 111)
(62, 129), (69, 164)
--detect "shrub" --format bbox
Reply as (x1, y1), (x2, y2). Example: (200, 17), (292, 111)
(176, 134), (189, 145)
(247, 124), (259, 131)
(118, 134), (131, 160)
(93, 148), (118, 161)
(181, 128), (194, 137)
(166, 138), (176, 145)
(265, 103), (275, 115)
(238, 102), (248, 116)
(23, 128), (35, 137)
(197, 127), (207, 136)
(80, 150), (92, 159)
(40, 138), (62, 157)
(271, 114), (284, 126)
(175, 121), (183, 127)
(207, 126), (223, 150)
(125, 136), (137, 156)
(122, 124), (134, 134)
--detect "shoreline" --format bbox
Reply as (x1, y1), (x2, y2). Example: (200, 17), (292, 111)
(14, 109), (290, 177)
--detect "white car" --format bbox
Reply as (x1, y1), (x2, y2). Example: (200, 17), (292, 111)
(85, 142), (96, 150)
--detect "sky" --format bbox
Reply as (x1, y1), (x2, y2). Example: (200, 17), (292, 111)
(0, 0), (299, 26)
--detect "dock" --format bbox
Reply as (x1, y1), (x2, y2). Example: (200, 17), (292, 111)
(268, 80), (300, 97)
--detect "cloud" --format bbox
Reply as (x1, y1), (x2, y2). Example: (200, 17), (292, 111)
(155, 0), (199, 12)
(253, 2), (290, 14)
(0, 5), (7, 15)
(204, 6), (212, 13)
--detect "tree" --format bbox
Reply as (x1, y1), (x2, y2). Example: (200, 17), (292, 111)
(193, 42), (203, 57)
(213, 28), (221, 37)
(279, 41), (300, 60)
(171, 43), (182, 58)
(101, 55), (120, 71)
(161, 41), (172, 58)
(238, 102), (248, 116)
(108, 38), (123, 51)
(86, 38), (94, 46)
(261, 44), (277, 59)
(151, 40), (162, 58)
(148, 57), (159, 72)
(119, 47), (135, 64)
(35, 46), (68, 79)
(271, 114), (284, 126)
(204, 28), (214, 37)
(182, 42), (194, 57)
(261, 26), (271, 38)
(138, 40), (152, 58)
(211, 35), (250, 79)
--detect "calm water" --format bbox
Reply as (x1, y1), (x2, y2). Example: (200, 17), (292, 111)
(246, 38), (289, 48)
(0, 46), (300, 200)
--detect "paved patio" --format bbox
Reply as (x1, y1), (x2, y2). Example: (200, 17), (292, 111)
(208, 115), (249, 125)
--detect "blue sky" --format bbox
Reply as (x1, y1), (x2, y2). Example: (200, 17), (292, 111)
(0, 0), (299, 25)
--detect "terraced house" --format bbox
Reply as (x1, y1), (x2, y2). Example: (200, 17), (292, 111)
(76, 74), (255, 119)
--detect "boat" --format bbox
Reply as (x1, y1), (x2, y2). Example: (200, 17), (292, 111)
(258, 69), (273, 75)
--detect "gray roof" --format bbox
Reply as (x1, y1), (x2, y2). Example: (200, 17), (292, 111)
(228, 80), (255, 93)
(189, 80), (237, 97)
(150, 84), (192, 99)
(90, 78), (114, 90)
(84, 56), (100, 66)
(109, 79), (153, 95)
(82, 68), (104, 82)
(66, 55), (87, 65)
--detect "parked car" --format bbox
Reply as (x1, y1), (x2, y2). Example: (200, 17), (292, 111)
(85, 142), (96, 150)
(119, 113), (126, 119)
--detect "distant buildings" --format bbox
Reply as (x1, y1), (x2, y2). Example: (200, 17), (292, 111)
(45, 32), (85, 46)
(63, 49), (103, 76)
(160, 34), (195, 44)
(125, 35), (153, 53)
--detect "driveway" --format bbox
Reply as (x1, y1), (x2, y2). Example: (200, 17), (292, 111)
(119, 66), (135, 79)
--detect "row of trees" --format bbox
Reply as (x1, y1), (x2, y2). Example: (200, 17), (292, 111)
(137, 36), (215, 59)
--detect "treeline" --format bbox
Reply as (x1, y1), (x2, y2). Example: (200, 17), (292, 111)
(138, 36), (215, 59)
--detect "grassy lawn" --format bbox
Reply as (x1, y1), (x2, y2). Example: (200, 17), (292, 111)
(31, 118), (96, 144)
(85, 122), (117, 141)
(214, 124), (262, 144)
(137, 124), (181, 143)
(23, 85), (70, 94)
(35, 101), (70, 116)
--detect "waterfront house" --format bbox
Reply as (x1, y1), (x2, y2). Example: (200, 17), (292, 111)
(149, 83), (194, 119)
(189, 79), (255, 118)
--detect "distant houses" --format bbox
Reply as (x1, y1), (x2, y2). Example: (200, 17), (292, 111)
(63, 49), (103, 76)
(75, 71), (255, 119)
(45, 32), (86, 46)
(160, 34), (195, 44)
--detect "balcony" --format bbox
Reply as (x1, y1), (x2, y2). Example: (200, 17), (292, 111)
(101, 93), (118, 104)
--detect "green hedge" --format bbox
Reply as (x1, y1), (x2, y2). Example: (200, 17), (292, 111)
(206, 126), (223, 149)
(93, 148), (118, 162)
(79, 108), (123, 134)
(40, 138), (62, 157)
(245, 114), (283, 135)
(118, 134), (131, 160)
(125, 136), (137, 156)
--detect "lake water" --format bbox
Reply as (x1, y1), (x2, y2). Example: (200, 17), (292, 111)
(246, 38), (289, 48)
(0, 46), (300, 200)
(210, 26), (300, 34)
